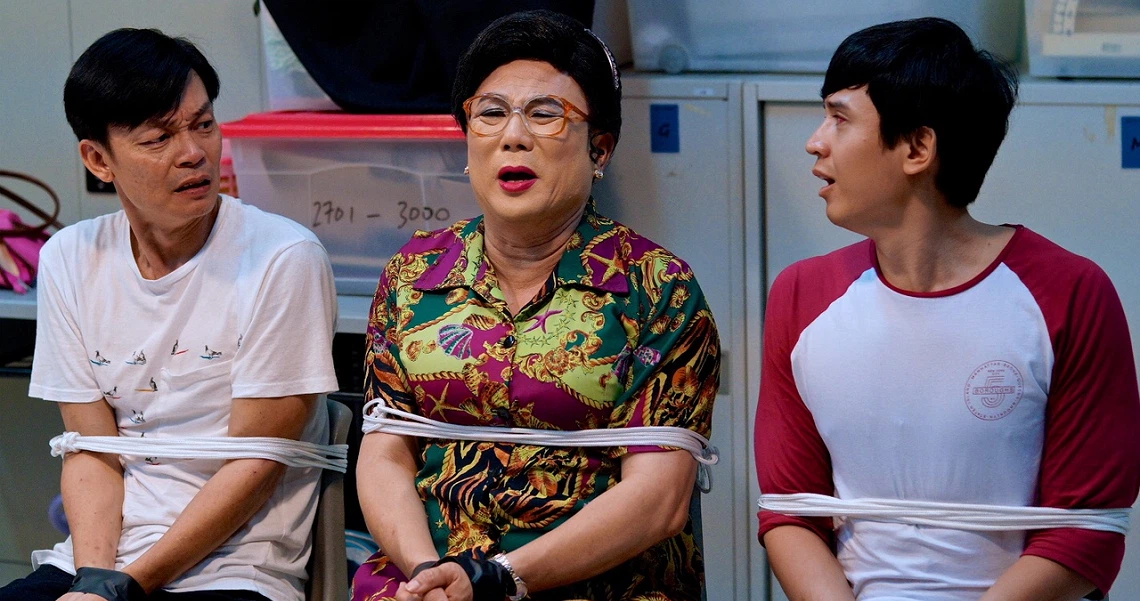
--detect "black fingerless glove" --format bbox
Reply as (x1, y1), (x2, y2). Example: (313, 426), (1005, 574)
(435, 554), (517, 601)
(70, 567), (147, 601)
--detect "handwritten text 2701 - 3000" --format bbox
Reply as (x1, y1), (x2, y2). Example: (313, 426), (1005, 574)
(312, 200), (452, 229)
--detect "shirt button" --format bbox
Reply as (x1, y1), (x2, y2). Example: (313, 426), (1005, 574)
(503, 334), (516, 348)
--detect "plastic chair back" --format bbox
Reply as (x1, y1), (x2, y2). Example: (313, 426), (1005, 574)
(306, 397), (351, 601)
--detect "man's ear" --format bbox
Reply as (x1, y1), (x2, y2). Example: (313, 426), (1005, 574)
(79, 139), (114, 183)
(589, 131), (616, 171)
(901, 126), (936, 176)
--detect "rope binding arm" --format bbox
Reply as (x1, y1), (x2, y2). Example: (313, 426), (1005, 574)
(50, 431), (349, 473)
(361, 400), (719, 492)
(758, 492), (1132, 535)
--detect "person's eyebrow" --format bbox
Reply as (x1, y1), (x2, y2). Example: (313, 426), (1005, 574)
(824, 97), (849, 112)
(190, 101), (214, 121)
(150, 101), (214, 129)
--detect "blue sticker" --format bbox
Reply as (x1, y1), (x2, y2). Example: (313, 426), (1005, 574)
(1123, 116), (1140, 169)
(650, 104), (680, 153)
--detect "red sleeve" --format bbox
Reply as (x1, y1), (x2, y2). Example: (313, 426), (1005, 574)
(755, 242), (873, 547)
(1012, 244), (1140, 596)
(754, 241), (873, 546)
(755, 263), (835, 546)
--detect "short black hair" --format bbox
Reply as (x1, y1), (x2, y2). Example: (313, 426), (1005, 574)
(64, 28), (220, 146)
(451, 9), (622, 153)
(822, 17), (1018, 207)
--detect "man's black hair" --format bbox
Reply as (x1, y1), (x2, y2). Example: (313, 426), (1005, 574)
(822, 17), (1018, 207)
(451, 9), (621, 156)
(64, 28), (220, 146)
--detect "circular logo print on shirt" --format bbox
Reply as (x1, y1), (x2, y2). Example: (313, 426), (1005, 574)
(964, 360), (1024, 421)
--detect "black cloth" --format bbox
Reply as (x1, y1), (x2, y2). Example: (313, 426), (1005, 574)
(70, 567), (146, 601)
(0, 566), (272, 601)
(262, 0), (594, 113)
(435, 555), (515, 601)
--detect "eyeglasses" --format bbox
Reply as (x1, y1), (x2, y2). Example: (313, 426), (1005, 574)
(462, 93), (590, 138)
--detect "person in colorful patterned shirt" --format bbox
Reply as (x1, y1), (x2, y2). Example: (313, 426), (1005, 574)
(350, 10), (720, 601)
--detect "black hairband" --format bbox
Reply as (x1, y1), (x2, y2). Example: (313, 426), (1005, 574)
(584, 27), (620, 91)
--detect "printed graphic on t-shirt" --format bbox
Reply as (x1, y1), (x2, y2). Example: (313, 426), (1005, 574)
(126, 350), (147, 365)
(139, 432), (159, 465)
(200, 345), (223, 360)
(135, 377), (157, 393)
(171, 340), (187, 356)
(90, 351), (111, 366)
(964, 360), (1025, 421)
(130, 410), (146, 424)
(102, 386), (120, 401)
(237, 334), (243, 350)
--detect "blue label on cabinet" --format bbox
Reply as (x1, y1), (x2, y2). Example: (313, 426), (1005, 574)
(650, 104), (680, 153)
(1124, 116), (1140, 169)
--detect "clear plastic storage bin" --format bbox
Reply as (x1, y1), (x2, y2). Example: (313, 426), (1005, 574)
(1026, 0), (1140, 78)
(222, 112), (478, 296)
(628, 0), (1022, 73)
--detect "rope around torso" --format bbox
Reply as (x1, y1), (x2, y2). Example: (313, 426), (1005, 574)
(50, 431), (348, 472)
(758, 492), (1130, 534)
(362, 400), (719, 491)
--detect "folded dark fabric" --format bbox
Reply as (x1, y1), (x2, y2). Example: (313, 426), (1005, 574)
(262, 0), (594, 113)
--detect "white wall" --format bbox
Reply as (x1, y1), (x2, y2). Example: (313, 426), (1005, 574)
(0, 0), (82, 227)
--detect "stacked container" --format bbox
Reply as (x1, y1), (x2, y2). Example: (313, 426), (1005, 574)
(628, 0), (1023, 73)
(1026, 0), (1140, 78)
(222, 113), (478, 296)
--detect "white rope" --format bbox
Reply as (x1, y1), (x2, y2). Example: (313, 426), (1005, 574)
(758, 492), (1131, 535)
(362, 400), (718, 491)
(50, 431), (348, 473)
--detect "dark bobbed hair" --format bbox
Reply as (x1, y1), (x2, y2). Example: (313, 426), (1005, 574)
(822, 17), (1018, 208)
(64, 28), (220, 146)
(451, 10), (622, 154)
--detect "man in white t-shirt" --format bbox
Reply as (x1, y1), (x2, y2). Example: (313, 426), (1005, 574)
(0, 28), (338, 601)
(755, 17), (1140, 601)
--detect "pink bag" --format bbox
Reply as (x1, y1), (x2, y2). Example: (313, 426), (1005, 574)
(0, 170), (63, 294)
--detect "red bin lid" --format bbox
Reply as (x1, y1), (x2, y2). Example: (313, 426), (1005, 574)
(221, 111), (465, 140)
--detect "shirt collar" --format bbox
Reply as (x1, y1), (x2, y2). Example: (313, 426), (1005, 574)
(413, 198), (629, 295)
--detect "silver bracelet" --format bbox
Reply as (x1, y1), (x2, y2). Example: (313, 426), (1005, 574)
(490, 553), (528, 600)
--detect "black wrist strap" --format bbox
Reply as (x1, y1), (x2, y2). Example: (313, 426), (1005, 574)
(410, 560), (437, 580)
(70, 567), (147, 601)
(435, 555), (516, 601)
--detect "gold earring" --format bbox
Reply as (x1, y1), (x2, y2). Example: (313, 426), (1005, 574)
(463, 165), (470, 175)
(593, 169), (604, 181)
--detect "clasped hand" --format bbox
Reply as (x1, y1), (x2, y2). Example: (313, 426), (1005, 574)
(396, 562), (474, 601)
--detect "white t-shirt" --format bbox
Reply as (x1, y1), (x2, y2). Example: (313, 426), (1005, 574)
(29, 195), (340, 601)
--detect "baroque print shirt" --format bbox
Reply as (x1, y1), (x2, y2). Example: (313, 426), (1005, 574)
(362, 200), (720, 600)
